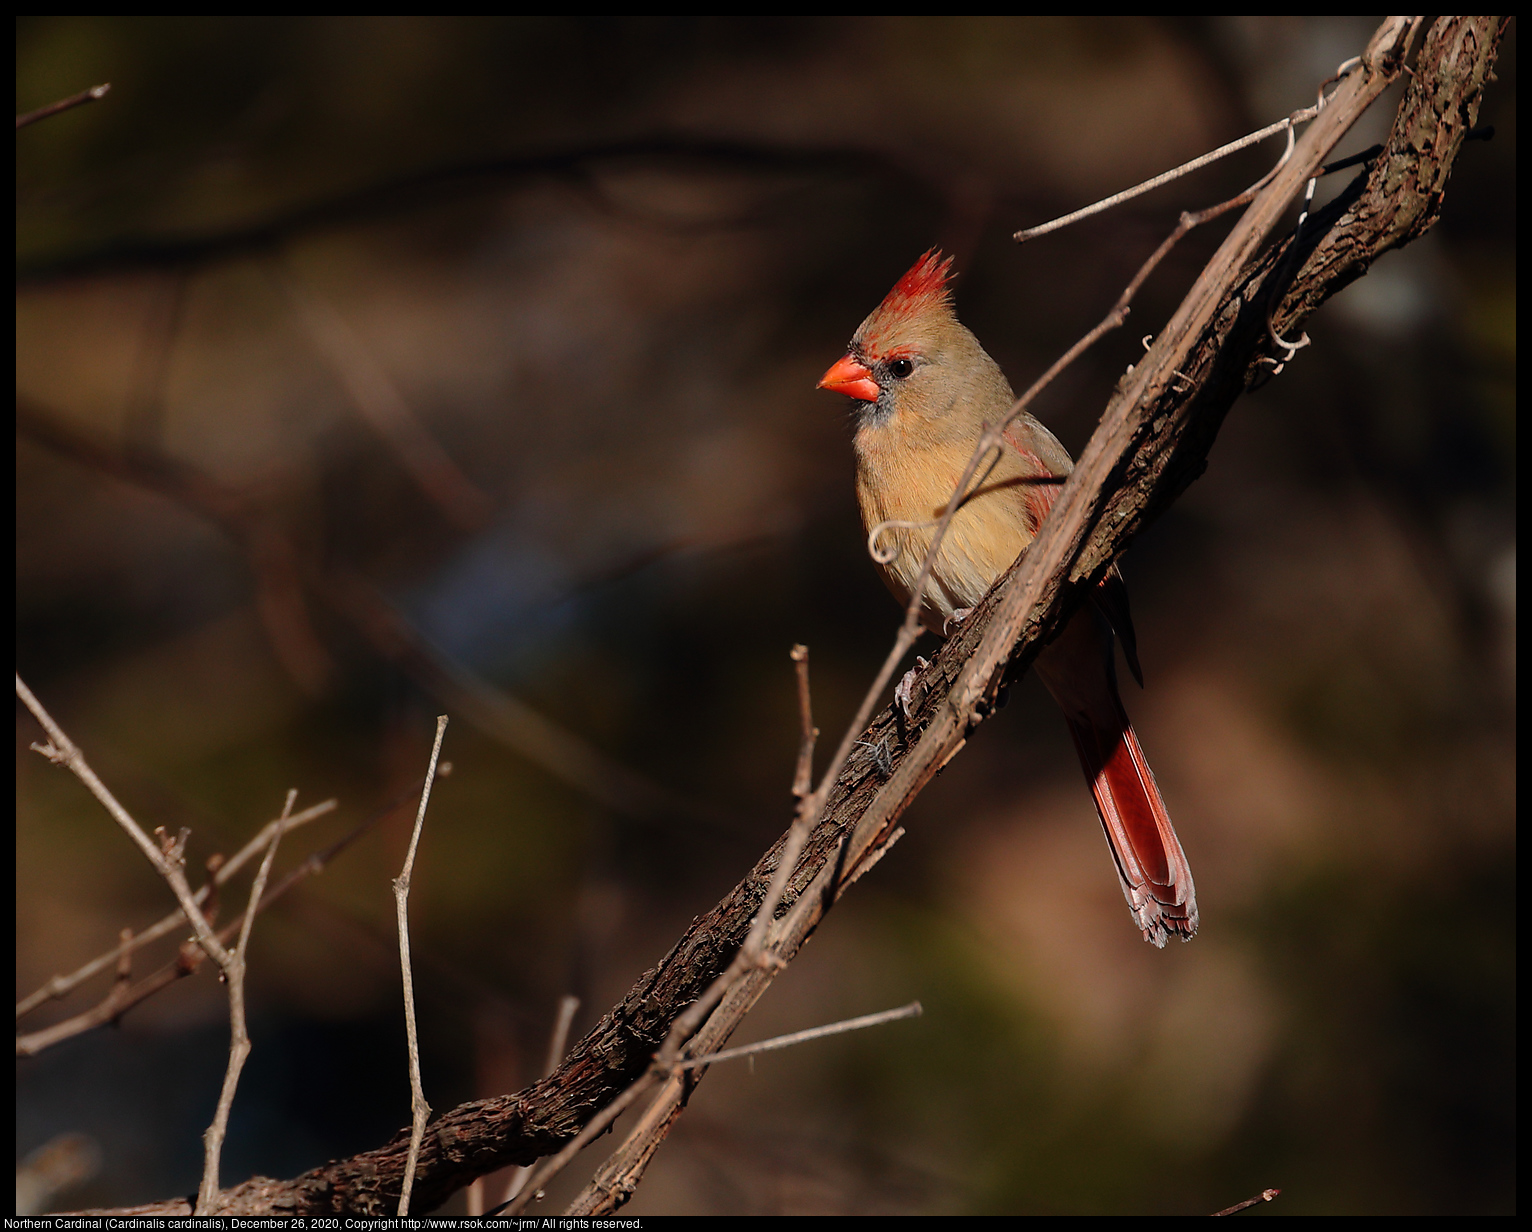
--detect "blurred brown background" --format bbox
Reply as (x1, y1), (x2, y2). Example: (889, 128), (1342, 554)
(16, 17), (1514, 1215)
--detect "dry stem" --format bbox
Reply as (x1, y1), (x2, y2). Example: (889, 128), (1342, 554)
(1213, 1188), (1282, 1216)
(679, 1001), (922, 1069)
(197, 791), (293, 1213)
(394, 716), (450, 1215)
(16, 799), (336, 1022)
(15, 83), (110, 129)
(16, 785), (430, 1057)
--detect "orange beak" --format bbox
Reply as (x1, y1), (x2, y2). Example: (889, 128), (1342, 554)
(816, 354), (880, 402)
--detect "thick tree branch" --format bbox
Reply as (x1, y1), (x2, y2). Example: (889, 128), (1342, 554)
(66, 16), (1504, 1216)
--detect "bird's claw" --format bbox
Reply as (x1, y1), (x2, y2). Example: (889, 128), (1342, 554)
(895, 656), (931, 721)
(942, 607), (974, 636)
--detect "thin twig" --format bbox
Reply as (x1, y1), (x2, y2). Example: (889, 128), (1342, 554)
(17, 799), (336, 1021)
(678, 1000), (921, 1069)
(498, 1073), (660, 1215)
(18, 675), (202, 897)
(15, 83), (110, 130)
(789, 644), (817, 799)
(17, 781), (427, 1057)
(1212, 1187), (1282, 1215)
(562, 1069), (689, 1217)
(544, 995), (581, 1077)
(395, 716), (449, 1216)
(1014, 113), (1308, 241)
(17, 674), (243, 991)
(197, 791), (293, 1214)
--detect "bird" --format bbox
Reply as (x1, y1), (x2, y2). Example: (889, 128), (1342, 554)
(816, 249), (1197, 946)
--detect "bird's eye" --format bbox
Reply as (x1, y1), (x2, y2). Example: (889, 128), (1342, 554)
(888, 358), (914, 379)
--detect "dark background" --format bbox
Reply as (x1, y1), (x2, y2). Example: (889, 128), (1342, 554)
(16, 17), (1515, 1215)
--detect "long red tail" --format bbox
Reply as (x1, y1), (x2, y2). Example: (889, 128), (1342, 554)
(1036, 606), (1197, 947)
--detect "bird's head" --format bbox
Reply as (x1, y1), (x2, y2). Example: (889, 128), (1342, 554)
(817, 249), (1003, 434)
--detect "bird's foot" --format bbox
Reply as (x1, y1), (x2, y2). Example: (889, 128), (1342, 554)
(895, 656), (931, 721)
(942, 607), (974, 636)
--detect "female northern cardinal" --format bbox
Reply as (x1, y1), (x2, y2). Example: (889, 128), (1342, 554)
(817, 249), (1197, 946)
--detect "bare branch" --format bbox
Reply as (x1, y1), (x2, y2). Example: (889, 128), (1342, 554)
(16, 674), (236, 977)
(17, 799), (336, 1021)
(1015, 111), (1305, 242)
(197, 791), (294, 1213)
(1213, 1187), (1282, 1216)
(789, 644), (817, 800)
(679, 1000), (922, 1069)
(18, 782), (425, 1056)
(395, 717), (450, 1215)
(15, 83), (110, 130)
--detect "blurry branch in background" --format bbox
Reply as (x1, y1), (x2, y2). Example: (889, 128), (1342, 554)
(15, 797), (335, 1020)
(276, 267), (494, 532)
(16, 396), (336, 697)
(469, 994), (583, 1215)
(14, 1133), (102, 1216)
(15, 82), (110, 130)
(123, 269), (189, 452)
(543, 995), (583, 1085)
(15, 137), (919, 283)
(394, 716), (449, 1216)
(14, 398), (720, 830)
(327, 573), (726, 830)
(42, 15), (1505, 1216)
(16, 780), (426, 1057)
